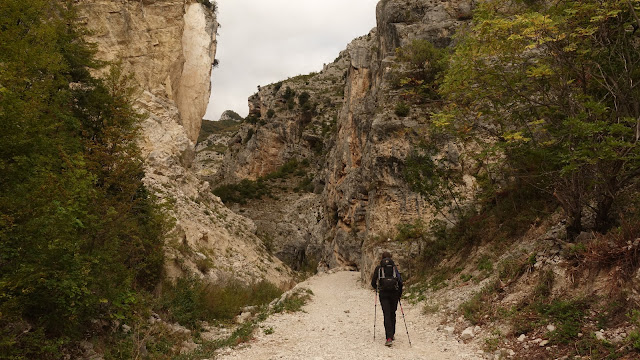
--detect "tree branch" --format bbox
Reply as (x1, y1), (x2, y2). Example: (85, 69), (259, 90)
(626, 0), (640, 29)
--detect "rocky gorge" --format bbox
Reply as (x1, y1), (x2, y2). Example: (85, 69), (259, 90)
(4, 0), (639, 358)
(207, 0), (476, 277)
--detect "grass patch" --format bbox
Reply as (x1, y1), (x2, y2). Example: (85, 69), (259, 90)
(537, 298), (590, 344)
(159, 276), (283, 330)
(459, 280), (501, 324)
(272, 288), (314, 314)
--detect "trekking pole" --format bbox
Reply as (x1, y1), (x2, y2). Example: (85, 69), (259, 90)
(373, 286), (378, 341)
(398, 299), (412, 347)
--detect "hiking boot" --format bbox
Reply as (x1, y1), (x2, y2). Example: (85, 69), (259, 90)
(385, 338), (393, 346)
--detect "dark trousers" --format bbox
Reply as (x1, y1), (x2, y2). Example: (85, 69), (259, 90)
(379, 292), (399, 340)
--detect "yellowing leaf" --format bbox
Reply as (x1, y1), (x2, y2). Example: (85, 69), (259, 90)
(503, 131), (531, 143)
(528, 119), (546, 126)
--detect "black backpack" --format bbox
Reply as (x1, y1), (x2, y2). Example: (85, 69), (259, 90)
(377, 258), (399, 292)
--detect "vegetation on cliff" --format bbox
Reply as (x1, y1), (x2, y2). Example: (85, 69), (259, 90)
(437, 0), (640, 237)
(0, 0), (169, 357)
(0, 1), (284, 358)
(397, 1), (640, 358)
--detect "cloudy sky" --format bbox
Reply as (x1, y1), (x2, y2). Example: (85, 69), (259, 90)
(204, 0), (379, 120)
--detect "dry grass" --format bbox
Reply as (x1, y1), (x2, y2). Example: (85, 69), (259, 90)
(580, 218), (640, 287)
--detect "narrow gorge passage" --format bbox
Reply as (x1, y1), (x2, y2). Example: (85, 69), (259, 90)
(216, 271), (483, 360)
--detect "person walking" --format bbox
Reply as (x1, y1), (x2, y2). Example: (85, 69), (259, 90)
(371, 251), (403, 346)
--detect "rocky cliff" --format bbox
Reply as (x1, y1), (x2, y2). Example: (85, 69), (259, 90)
(77, 0), (292, 287)
(206, 0), (475, 276)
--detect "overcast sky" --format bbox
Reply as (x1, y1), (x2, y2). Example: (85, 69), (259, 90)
(204, 0), (379, 120)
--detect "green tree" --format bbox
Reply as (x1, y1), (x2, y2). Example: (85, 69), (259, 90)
(0, 0), (166, 356)
(436, 0), (640, 236)
(394, 39), (449, 102)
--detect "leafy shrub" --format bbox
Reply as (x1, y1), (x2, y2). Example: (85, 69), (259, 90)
(394, 102), (410, 117)
(213, 179), (270, 205)
(395, 219), (427, 242)
(298, 91), (311, 106)
(282, 86), (296, 100)
(459, 281), (501, 324)
(438, 0), (640, 236)
(497, 255), (530, 282)
(212, 159), (308, 204)
(294, 177), (314, 193)
(393, 39), (448, 101)
(245, 115), (259, 124)
(160, 276), (282, 329)
(537, 299), (589, 344)
(477, 255), (494, 272)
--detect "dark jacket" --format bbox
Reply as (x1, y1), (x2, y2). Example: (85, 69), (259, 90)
(371, 258), (403, 296)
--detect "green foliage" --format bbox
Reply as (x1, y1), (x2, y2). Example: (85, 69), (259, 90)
(272, 288), (313, 314)
(159, 276), (282, 329)
(282, 86), (296, 100)
(509, 296), (594, 351)
(298, 91), (311, 107)
(537, 299), (590, 344)
(438, 0), (640, 236)
(477, 255), (494, 272)
(212, 159), (308, 204)
(245, 115), (259, 124)
(460, 281), (501, 324)
(404, 143), (465, 220)
(395, 219), (427, 243)
(394, 102), (410, 117)
(263, 158), (303, 180)
(629, 310), (640, 351)
(497, 255), (530, 282)
(197, 119), (242, 143)
(212, 179), (271, 205)
(0, 1), (166, 357)
(394, 39), (449, 101)
(294, 176), (314, 193)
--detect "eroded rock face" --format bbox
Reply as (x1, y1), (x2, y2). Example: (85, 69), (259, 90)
(325, 0), (475, 276)
(198, 0), (474, 278)
(77, 0), (215, 144)
(77, 0), (293, 288)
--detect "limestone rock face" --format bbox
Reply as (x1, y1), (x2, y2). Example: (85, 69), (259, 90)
(197, 0), (473, 277)
(325, 0), (472, 270)
(76, 0), (215, 144)
(77, 0), (293, 288)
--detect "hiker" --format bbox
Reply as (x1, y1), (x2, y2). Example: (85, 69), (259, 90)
(371, 251), (403, 346)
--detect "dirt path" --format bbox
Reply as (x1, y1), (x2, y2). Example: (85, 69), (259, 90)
(215, 271), (484, 360)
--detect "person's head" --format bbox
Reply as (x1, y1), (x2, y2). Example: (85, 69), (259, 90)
(381, 251), (392, 260)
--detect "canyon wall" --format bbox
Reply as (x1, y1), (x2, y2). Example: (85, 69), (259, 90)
(208, 0), (475, 276)
(77, 0), (292, 287)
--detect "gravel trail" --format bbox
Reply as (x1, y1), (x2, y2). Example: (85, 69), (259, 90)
(215, 271), (483, 360)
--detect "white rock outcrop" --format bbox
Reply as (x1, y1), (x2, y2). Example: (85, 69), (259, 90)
(76, 0), (293, 288)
